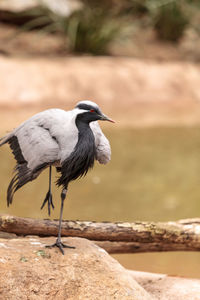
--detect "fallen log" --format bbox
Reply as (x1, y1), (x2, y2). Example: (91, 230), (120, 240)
(0, 214), (200, 254)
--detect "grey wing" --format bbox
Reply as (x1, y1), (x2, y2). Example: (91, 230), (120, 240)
(1, 108), (78, 170)
(0, 114), (60, 205)
(10, 108), (76, 169)
(15, 122), (60, 170)
(90, 121), (111, 164)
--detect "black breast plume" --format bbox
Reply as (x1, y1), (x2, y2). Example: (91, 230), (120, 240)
(57, 121), (96, 187)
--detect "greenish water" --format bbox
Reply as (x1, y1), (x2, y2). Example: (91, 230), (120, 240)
(1, 127), (200, 278)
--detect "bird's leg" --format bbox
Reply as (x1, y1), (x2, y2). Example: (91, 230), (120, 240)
(40, 166), (54, 216)
(46, 187), (75, 255)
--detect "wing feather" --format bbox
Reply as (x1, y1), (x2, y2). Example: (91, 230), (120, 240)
(90, 121), (111, 164)
(12, 108), (78, 169)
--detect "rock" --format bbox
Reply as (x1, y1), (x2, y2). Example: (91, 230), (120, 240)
(0, 236), (153, 300)
(1, 235), (200, 299)
(0, 0), (36, 12)
(0, 0), (81, 16)
(131, 270), (200, 300)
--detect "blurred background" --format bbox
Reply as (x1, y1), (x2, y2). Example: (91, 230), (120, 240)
(0, 0), (200, 278)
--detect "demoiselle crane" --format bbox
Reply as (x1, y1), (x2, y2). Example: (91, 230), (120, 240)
(0, 100), (114, 254)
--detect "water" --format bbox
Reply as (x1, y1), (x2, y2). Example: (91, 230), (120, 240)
(1, 127), (200, 278)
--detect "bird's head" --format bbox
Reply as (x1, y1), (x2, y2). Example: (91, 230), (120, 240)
(75, 100), (115, 124)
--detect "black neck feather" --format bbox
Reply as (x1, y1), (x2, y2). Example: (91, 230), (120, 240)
(57, 116), (96, 187)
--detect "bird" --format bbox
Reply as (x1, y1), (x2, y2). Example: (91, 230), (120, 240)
(0, 100), (114, 254)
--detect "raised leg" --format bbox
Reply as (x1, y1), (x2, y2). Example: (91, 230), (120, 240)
(41, 166), (54, 216)
(46, 187), (75, 255)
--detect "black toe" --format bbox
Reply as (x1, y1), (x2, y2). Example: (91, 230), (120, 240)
(41, 190), (55, 216)
(45, 238), (75, 255)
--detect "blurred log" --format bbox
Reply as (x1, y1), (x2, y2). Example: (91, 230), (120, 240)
(0, 215), (200, 253)
(95, 240), (200, 254)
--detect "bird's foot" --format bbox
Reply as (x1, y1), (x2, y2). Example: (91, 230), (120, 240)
(40, 190), (54, 216)
(45, 238), (75, 255)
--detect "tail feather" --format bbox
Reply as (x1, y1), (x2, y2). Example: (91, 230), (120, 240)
(7, 163), (43, 206)
(1, 132), (44, 205)
(7, 164), (33, 206)
(7, 174), (18, 206)
(1, 133), (41, 206)
(0, 132), (14, 147)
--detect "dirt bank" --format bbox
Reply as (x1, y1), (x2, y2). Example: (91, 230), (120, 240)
(1, 55), (200, 129)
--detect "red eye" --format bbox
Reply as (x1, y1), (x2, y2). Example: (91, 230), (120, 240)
(90, 109), (95, 113)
